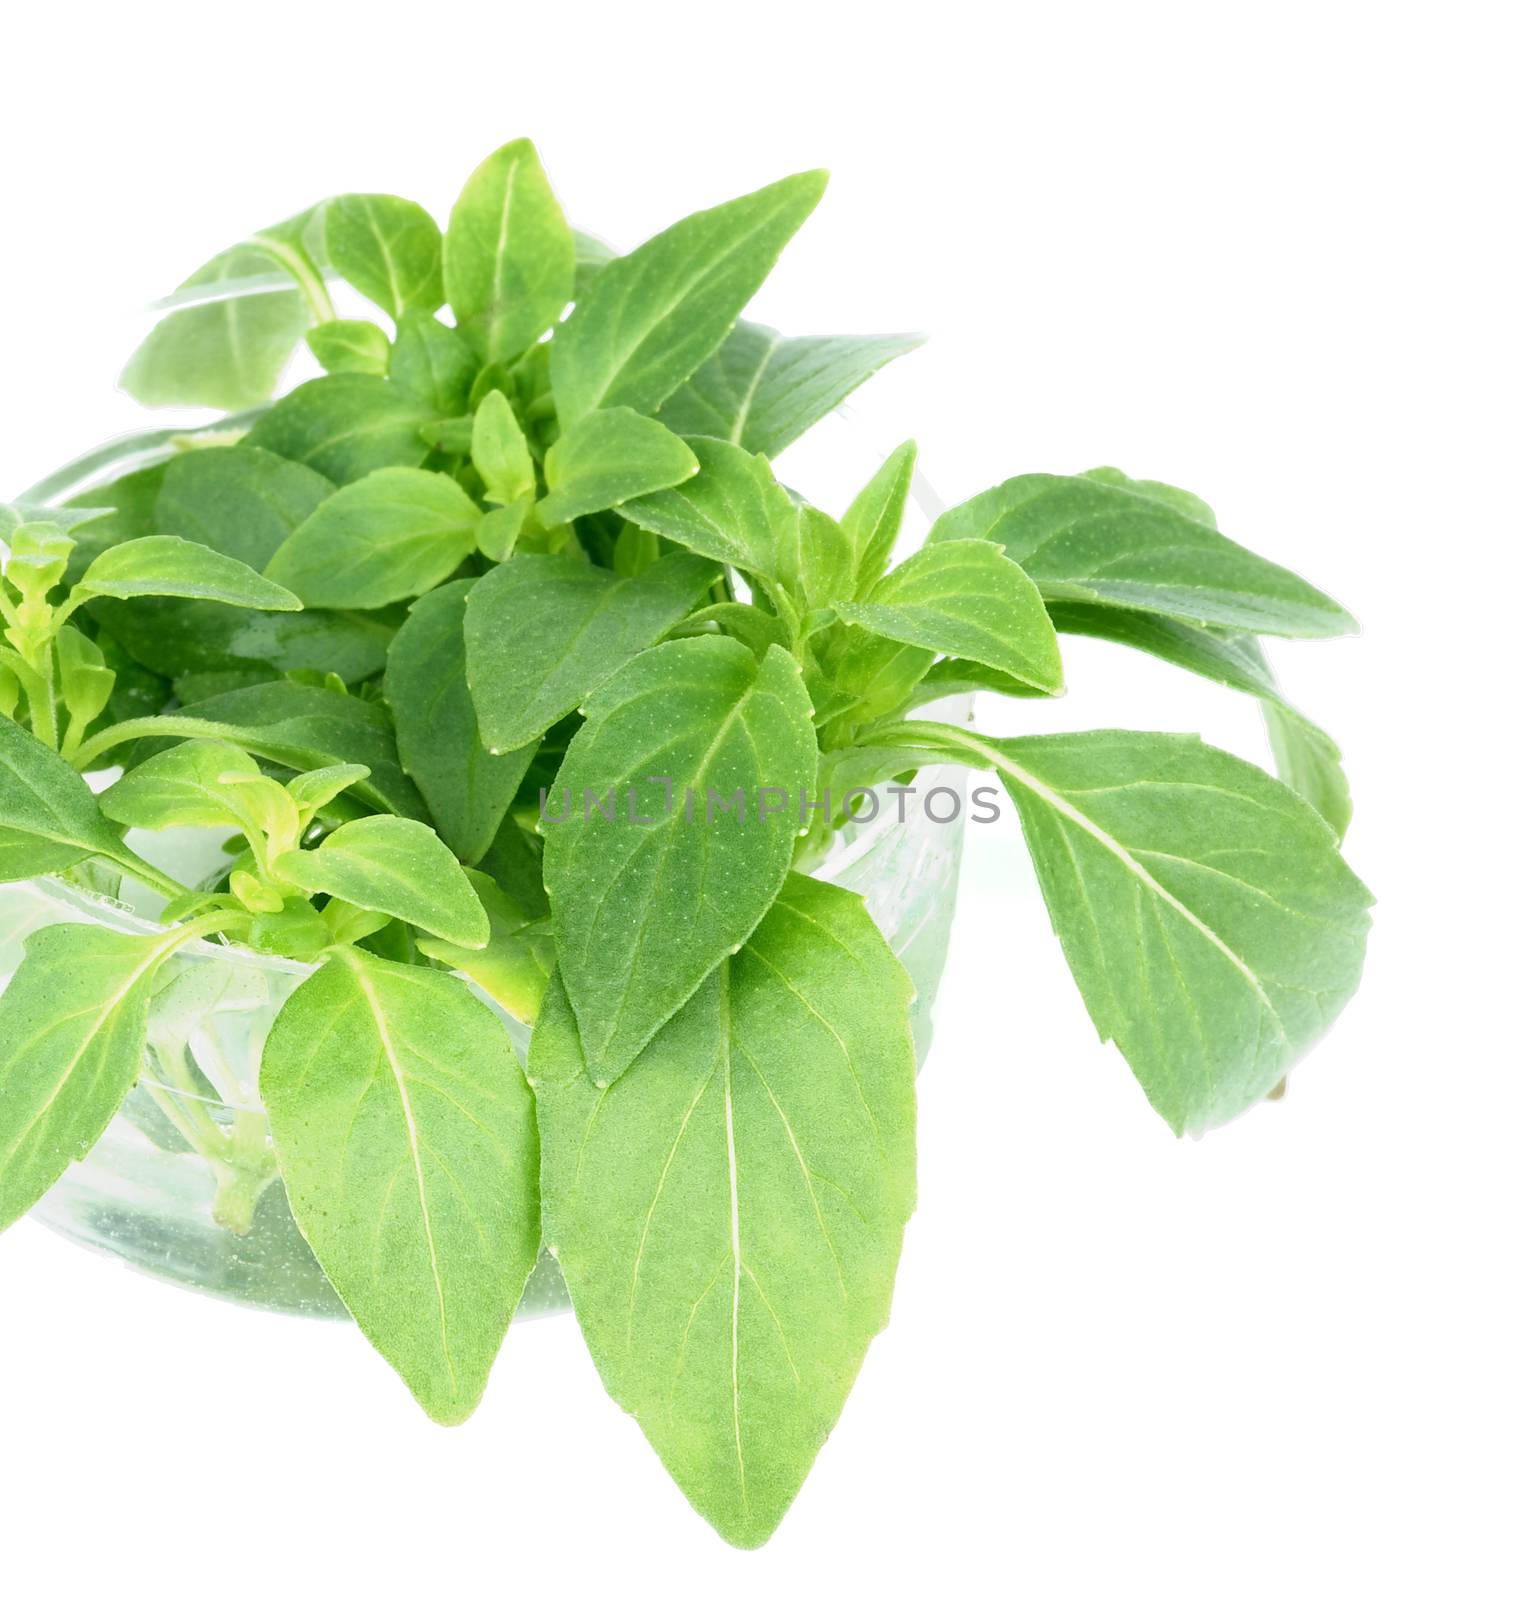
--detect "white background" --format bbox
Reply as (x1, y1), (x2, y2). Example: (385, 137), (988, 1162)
(1, 3), (1526, 1594)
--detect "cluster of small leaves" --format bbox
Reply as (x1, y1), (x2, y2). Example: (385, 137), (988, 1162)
(0, 139), (1370, 1547)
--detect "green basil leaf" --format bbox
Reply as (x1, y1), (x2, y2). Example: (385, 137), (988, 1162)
(388, 312), (478, 415)
(123, 683), (424, 820)
(680, 602), (792, 658)
(0, 713), (160, 883)
(78, 536), (301, 611)
(896, 722), (1373, 1134)
(246, 375), (433, 485)
(91, 597), (389, 687)
(1080, 464), (1214, 522)
(99, 738), (261, 832)
(1, 502), (111, 541)
(477, 503), (528, 562)
(53, 628), (112, 725)
(815, 741), (928, 808)
(779, 505), (856, 613)
(120, 244), (308, 412)
(386, 581), (535, 863)
(306, 318), (392, 376)
(657, 320), (923, 459)
(550, 171), (827, 425)
(418, 416), (475, 455)
(276, 815), (489, 947)
(154, 446), (334, 569)
(844, 439), (917, 593)
(444, 138), (573, 365)
(463, 551), (719, 753)
(248, 901), (334, 962)
(266, 467), (481, 609)
(832, 539), (1062, 695)
(324, 194), (444, 319)
(261, 948), (539, 1422)
(539, 408), (698, 525)
(822, 629), (938, 727)
(0, 923), (175, 1232)
(470, 391), (536, 508)
(1263, 699), (1353, 842)
(900, 655), (1048, 710)
(929, 473), (1356, 638)
(531, 873), (916, 1547)
(541, 637), (817, 1084)
(89, 446), (384, 685)
(621, 436), (796, 585)
(286, 762), (371, 814)
(416, 870), (553, 1027)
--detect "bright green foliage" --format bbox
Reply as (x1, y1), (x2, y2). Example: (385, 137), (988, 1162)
(154, 447), (334, 570)
(622, 437), (797, 588)
(844, 440), (918, 594)
(0, 712), (165, 884)
(386, 581), (533, 862)
(533, 874), (916, 1547)
(120, 240), (310, 411)
(100, 738), (262, 833)
(550, 171), (827, 423)
(541, 637), (817, 1085)
(246, 375), (434, 484)
(1, 138), (1371, 1547)
(930, 471), (1356, 637)
(445, 139), (573, 365)
(54, 629), (114, 733)
(476, 503), (527, 563)
(286, 762), (371, 816)
(463, 551), (718, 753)
(1049, 603), (1351, 836)
(1264, 698), (1352, 841)
(266, 467), (481, 608)
(887, 723), (1373, 1133)
(275, 815), (489, 947)
(89, 448), (375, 687)
(833, 539), (1062, 695)
(1050, 469), (1353, 839)
(88, 682), (425, 820)
(470, 391), (536, 510)
(0, 923), (175, 1231)
(658, 321), (924, 459)
(780, 506), (856, 614)
(261, 949), (540, 1422)
(416, 869), (554, 1027)
(77, 536), (301, 610)
(307, 319), (392, 376)
(325, 194), (444, 319)
(539, 408), (698, 525)
(389, 312), (478, 414)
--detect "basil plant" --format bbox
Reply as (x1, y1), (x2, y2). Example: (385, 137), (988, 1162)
(0, 139), (1371, 1547)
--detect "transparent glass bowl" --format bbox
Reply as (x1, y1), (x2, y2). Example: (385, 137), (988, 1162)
(5, 390), (971, 1320)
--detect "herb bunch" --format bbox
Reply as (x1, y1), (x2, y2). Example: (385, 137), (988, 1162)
(0, 139), (1371, 1547)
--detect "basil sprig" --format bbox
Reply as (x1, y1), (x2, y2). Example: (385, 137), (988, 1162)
(1, 138), (1370, 1548)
